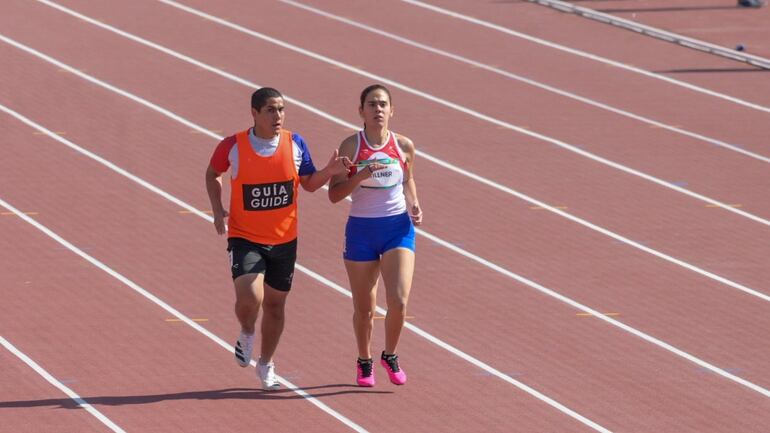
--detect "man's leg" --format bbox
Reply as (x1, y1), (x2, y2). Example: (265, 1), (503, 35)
(233, 273), (264, 367)
(234, 273), (264, 334)
(258, 284), (289, 363)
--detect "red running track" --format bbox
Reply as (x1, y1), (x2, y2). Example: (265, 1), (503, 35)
(1, 1), (769, 432)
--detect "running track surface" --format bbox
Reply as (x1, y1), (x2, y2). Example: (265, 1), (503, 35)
(1, 1), (769, 432)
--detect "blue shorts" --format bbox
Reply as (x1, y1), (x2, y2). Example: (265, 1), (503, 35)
(344, 213), (415, 261)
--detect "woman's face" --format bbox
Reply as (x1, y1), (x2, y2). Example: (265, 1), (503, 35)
(359, 89), (392, 128)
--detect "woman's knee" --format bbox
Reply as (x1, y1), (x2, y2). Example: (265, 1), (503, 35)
(353, 308), (375, 321)
(387, 296), (408, 314)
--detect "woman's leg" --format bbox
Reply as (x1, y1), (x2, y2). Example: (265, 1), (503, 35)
(345, 259), (381, 359)
(379, 248), (415, 354)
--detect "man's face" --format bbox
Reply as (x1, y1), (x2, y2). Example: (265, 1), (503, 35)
(252, 97), (285, 138)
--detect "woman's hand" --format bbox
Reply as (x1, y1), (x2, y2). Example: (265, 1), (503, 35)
(410, 203), (423, 226)
(357, 162), (387, 179)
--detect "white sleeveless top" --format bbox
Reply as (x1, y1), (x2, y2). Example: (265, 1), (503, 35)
(349, 130), (407, 218)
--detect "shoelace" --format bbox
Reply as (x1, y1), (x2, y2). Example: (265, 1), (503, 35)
(358, 360), (373, 377)
(382, 355), (400, 372)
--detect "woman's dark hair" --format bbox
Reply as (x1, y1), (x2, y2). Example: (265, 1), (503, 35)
(359, 84), (392, 108)
(251, 87), (283, 111)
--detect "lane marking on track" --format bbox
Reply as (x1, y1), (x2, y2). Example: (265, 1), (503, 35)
(0, 106), (613, 433)
(576, 313), (620, 317)
(165, 318), (208, 322)
(0, 196), (369, 433)
(2, 211), (38, 216)
(34, 131), (65, 135)
(530, 205), (568, 210)
(279, 0), (770, 164)
(151, 0), (770, 227)
(4, 17), (767, 307)
(3, 31), (769, 321)
(706, 204), (742, 208)
(527, 0), (770, 70)
(401, 0), (770, 115)
(0, 335), (127, 433)
(373, 315), (415, 320)
(179, 209), (213, 214)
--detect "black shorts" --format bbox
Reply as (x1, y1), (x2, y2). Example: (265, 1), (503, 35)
(227, 237), (297, 291)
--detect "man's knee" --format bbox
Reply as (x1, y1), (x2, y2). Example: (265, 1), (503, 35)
(262, 286), (288, 318)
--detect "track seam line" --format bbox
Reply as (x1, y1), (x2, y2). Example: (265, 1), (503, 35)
(401, 0), (770, 114)
(2, 32), (766, 307)
(279, 0), (770, 164)
(151, 0), (770, 229)
(0, 336), (127, 433)
(527, 0), (770, 70)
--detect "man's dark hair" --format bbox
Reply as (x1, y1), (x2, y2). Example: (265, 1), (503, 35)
(251, 87), (283, 112)
(359, 84), (392, 108)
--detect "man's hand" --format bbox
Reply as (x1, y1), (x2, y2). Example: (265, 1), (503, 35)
(213, 209), (229, 235)
(326, 149), (352, 176)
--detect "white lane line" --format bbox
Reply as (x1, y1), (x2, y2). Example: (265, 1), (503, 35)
(2, 34), (767, 310)
(0, 116), (612, 433)
(0, 335), (127, 433)
(527, 0), (770, 70)
(4, 108), (770, 424)
(279, 0), (770, 165)
(149, 0), (770, 228)
(32, 1), (770, 229)
(0, 198), (368, 433)
(402, 0), (770, 115)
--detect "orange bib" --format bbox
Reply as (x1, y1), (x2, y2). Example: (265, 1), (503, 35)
(228, 129), (299, 245)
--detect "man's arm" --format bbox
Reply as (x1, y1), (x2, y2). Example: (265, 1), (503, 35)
(205, 164), (228, 235)
(206, 136), (236, 234)
(299, 148), (351, 192)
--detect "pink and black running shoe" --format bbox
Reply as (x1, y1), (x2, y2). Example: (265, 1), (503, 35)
(380, 352), (407, 385)
(356, 358), (375, 387)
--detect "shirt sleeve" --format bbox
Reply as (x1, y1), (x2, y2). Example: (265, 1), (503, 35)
(292, 133), (317, 177)
(209, 135), (237, 173)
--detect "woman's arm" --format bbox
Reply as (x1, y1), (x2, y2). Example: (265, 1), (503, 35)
(327, 135), (384, 203)
(398, 134), (422, 225)
(299, 149), (352, 192)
